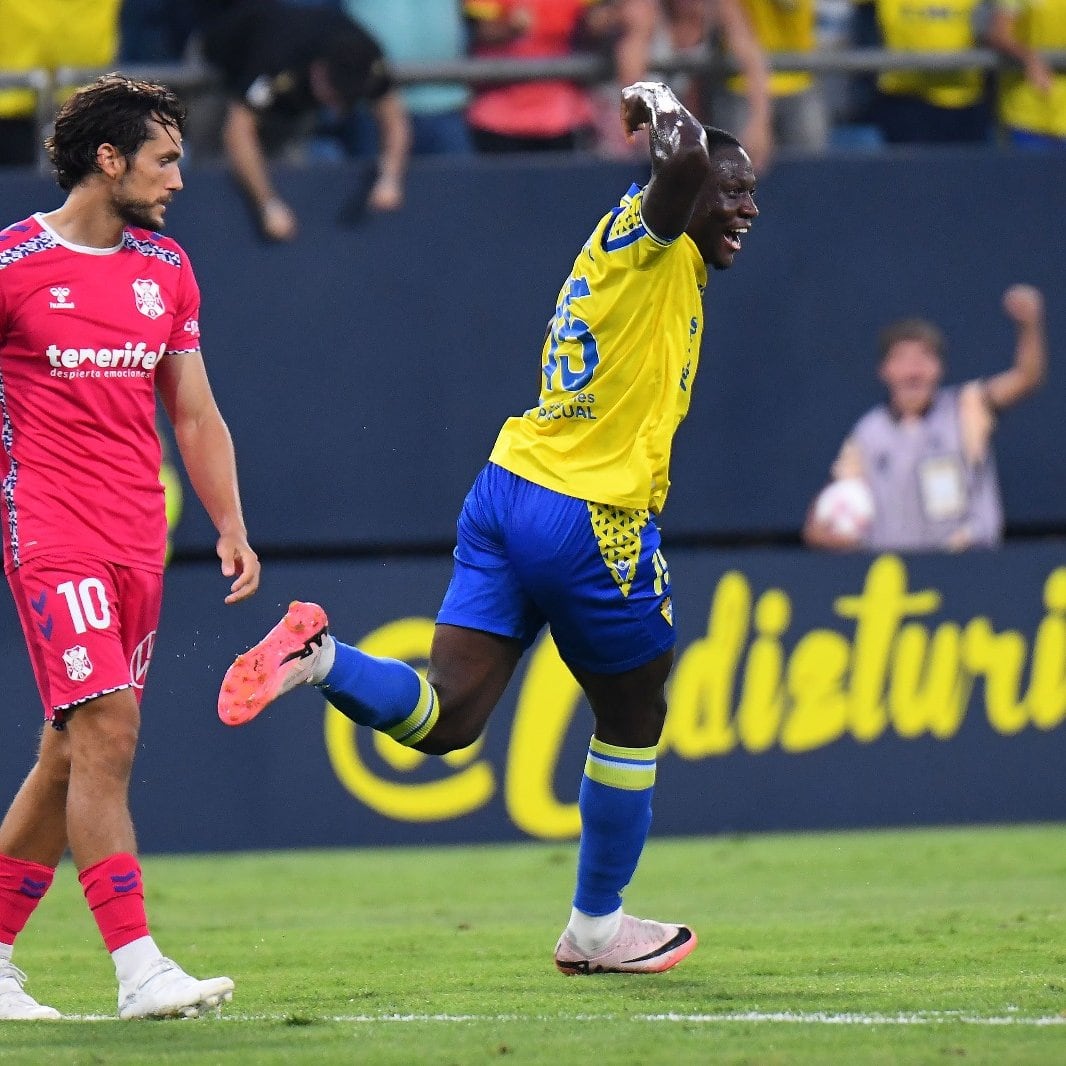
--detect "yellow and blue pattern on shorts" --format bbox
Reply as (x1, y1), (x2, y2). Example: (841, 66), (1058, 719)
(587, 502), (649, 598)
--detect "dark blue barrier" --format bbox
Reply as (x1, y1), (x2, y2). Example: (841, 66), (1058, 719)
(2, 149), (1064, 551)
(2, 543), (1065, 852)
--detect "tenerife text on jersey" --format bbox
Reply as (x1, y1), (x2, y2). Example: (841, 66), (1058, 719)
(46, 341), (165, 376)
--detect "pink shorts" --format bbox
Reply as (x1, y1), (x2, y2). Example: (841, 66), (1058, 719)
(7, 555), (163, 724)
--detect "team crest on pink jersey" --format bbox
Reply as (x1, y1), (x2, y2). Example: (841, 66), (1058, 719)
(129, 630), (157, 689)
(62, 644), (94, 682)
(132, 278), (165, 319)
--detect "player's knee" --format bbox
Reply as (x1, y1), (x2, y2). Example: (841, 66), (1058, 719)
(417, 713), (485, 756)
(36, 749), (72, 794)
(67, 701), (140, 778)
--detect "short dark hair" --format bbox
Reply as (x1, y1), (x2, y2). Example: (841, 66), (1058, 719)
(46, 73), (187, 191)
(878, 318), (946, 364)
(702, 125), (744, 154)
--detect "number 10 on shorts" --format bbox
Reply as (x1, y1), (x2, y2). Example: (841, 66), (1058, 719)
(57, 578), (112, 633)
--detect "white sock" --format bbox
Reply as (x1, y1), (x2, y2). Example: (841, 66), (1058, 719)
(310, 633), (336, 685)
(0, 942), (12, 963)
(567, 906), (623, 955)
(112, 935), (162, 987)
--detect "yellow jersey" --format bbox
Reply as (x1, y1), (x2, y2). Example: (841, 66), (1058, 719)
(490, 184), (707, 515)
(876, 0), (985, 108)
(996, 0), (1066, 136)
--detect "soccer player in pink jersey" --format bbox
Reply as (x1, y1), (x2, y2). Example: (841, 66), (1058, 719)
(0, 75), (260, 1019)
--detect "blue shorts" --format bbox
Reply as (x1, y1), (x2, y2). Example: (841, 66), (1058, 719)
(437, 463), (676, 674)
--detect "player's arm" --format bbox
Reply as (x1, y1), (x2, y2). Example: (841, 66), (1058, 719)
(620, 82), (711, 242)
(155, 353), (261, 603)
(221, 100), (297, 241)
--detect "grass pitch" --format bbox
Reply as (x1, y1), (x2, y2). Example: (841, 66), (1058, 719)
(1, 825), (1064, 1064)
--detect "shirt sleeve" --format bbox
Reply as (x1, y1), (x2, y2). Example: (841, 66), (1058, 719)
(593, 187), (678, 272)
(166, 256), (202, 355)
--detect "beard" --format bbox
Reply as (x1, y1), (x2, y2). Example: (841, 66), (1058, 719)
(114, 192), (165, 232)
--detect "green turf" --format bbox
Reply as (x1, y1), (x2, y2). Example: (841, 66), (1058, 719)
(1, 825), (1065, 1064)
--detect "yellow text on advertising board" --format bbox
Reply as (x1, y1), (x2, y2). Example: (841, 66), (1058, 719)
(324, 555), (1066, 839)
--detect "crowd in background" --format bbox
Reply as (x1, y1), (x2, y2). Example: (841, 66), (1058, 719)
(1, 0), (1063, 175)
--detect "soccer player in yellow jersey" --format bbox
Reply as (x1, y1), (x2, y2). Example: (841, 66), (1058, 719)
(219, 81), (758, 975)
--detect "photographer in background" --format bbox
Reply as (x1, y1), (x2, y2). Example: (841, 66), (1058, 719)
(199, 0), (411, 241)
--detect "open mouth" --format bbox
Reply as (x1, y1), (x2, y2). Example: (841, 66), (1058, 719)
(723, 225), (749, 252)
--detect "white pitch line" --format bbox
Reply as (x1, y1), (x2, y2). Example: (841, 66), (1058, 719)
(56, 1011), (1066, 1026)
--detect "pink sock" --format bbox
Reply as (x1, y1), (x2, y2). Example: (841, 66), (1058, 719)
(0, 854), (55, 947)
(78, 853), (150, 952)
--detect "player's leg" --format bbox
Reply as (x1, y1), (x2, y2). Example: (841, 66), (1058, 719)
(554, 653), (696, 975)
(63, 686), (234, 1019)
(0, 727), (68, 1019)
(0, 567), (74, 1019)
(218, 464), (538, 752)
(528, 503), (695, 974)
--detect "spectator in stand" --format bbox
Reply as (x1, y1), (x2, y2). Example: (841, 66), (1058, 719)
(803, 286), (1048, 553)
(586, 0), (660, 157)
(713, 0), (829, 156)
(872, 0), (991, 144)
(648, 0), (773, 171)
(988, 0), (1066, 150)
(463, 0), (612, 152)
(0, 0), (121, 167)
(343, 0), (473, 155)
(119, 0), (199, 63)
(198, 0), (411, 241)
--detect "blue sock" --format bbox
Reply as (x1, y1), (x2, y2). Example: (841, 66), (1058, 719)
(573, 737), (656, 916)
(318, 640), (439, 746)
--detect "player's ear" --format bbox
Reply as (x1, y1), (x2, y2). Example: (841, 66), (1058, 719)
(96, 142), (126, 178)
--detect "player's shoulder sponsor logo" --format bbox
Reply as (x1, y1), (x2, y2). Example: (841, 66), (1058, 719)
(132, 278), (166, 319)
(182, 318), (200, 337)
(49, 285), (75, 309)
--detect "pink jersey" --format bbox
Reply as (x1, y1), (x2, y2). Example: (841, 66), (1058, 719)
(0, 214), (201, 574)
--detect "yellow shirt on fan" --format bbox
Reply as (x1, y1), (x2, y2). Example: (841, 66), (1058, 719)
(729, 0), (817, 98)
(0, 0), (121, 119)
(996, 0), (1066, 137)
(490, 184), (707, 515)
(875, 0), (985, 109)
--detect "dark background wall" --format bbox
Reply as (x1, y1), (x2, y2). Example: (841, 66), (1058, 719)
(3, 149), (1063, 554)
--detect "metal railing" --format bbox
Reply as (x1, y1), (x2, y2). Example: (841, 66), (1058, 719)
(6, 47), (1066, 171)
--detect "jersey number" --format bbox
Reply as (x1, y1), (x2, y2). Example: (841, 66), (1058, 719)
(57, 578), (111, 634)
(543, 276), (601, 393)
